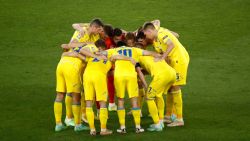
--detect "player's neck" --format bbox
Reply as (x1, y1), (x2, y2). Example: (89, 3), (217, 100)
(87, 27), (92, 35)
(154, 31), (158, 40)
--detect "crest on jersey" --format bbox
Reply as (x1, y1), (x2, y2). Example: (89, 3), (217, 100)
(162, 35), (168, 40)
(176, 73), (181, 81)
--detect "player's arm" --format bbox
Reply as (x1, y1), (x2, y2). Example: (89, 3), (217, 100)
(72, 23), (89, 28)
(161, 39), (175, 60)
(61, 43), (88, 49)
(70, 39), (79, 43)
(61, 51), (86, 61)
(72, 23), (88, 31)
(109, 55), (136, 65)
(69, 32), (81, 43)
(72, 23), (87, 39)
(150, 19), (179, 38)
(77, 48), (107, 60)
(135, 64), (148, 90)
(142, 50), (162, 58)
(151, 19), (160, 27)
(170, 30), (179, 38)
(61, 43), (106, 60)
(110, 54), (148, 89)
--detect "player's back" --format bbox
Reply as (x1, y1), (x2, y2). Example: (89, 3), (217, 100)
(59, 56), (82, 65)
(112, 46), (143, 77)
(59, 55), (83, 70)
(84, 57), (112, 76)
(139, 56), (176, 77)
(59, 43), (98, 70)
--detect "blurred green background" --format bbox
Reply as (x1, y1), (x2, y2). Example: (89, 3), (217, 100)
(0, 0), (249, 140)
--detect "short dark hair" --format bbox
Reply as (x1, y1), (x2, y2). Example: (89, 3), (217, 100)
(137, 26), (143, 32)
(136, 31), (146, 41)
(116, 41), (126, 47)
(143, 22), (155, 30)
(104, 24), (114, 37)
(95, 39), (106, 48)
(90, 18), (104, 27)
(113, 28), (123, 36)
(135, 42), (144, 48)
(125, 32), (136, 41)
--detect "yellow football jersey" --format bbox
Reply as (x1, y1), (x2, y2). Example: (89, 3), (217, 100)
(83, 53), (111, 102)
(70, 25), (100, 43)
(153, 27), (188, 59)
(60, 43), (98, 69)
(139, 56), (176, 77)
(106, 46), (144, 76)
(84, 57), (112, 75)
(73, 43), (98, 54)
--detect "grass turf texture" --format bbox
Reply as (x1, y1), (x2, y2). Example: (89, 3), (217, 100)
(0, 0), (250, 140)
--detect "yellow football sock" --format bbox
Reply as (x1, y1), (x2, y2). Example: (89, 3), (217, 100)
(54, 101), (62, 124)
(86, 107), (95, 130)
(166, 93), (174, 117)
(138, 88), (145, 109)
(117, 109), (125, 127)
(80, 92), (86, 117)
(156, 96), (165, 120)
(99, 108), (108, 129)
(172, 90), (183, 119)
(147, 100), (159, 124)
(132, 108), (141, 127)
(72, 103), (81, 125)
(65, 94), (73, 119)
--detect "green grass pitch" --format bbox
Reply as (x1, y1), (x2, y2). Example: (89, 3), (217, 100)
(0, 0), (250, 140)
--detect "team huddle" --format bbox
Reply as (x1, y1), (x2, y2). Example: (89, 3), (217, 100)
(54, 18), (190, 136)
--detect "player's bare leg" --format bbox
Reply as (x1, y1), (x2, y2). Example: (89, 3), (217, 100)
(131, 97), (144, 133)
(99, 101), (113, 136)
(107, 71), (117, 111)
(54, 92), (67, 132)
(167, 85), (184, 127)
(95, 101), (100, 120)
(127, 83), (144, 117)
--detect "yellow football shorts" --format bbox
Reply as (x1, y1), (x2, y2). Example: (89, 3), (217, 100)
(147, 72), (176, 99)
(83, 73), (108, 101)
(170, 52), (190, 86)
(56, 60), (83, 93)
(114, 75), (138, 98)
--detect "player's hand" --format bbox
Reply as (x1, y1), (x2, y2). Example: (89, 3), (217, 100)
(61, 44), (69, 49)
(97, 55), (107, 60)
